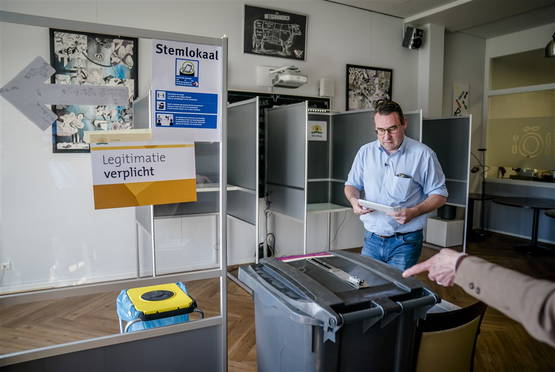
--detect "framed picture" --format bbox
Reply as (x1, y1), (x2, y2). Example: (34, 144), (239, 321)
(346, 64), (393, 111)
(49, 29), (138, 152)
(243, 5), (307, 61)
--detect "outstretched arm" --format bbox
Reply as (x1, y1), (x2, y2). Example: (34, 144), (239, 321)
(403, 249), (555, 348)
(402, 248), (464, 286)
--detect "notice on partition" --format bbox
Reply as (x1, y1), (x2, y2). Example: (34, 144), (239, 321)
(151, 39), (222, 142)
(307, 120), (327, 141)
(90, 142), (197, 209)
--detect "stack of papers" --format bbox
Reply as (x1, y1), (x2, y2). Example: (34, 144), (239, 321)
(357, 199), (400, 214)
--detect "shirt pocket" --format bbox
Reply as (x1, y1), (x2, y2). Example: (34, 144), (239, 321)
(390, 176), (417, 202)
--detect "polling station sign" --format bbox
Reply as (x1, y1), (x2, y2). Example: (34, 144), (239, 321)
(90, 142), (196, 209)
(152, 39), (222, 142)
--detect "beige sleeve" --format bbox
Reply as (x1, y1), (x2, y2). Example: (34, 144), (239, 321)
(455, 256), (555, 348)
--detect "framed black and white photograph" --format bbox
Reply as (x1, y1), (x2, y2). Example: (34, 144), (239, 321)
(346, 64), (393, 111)
(49, 29), (138, 153)
(243, 5), (307, 61)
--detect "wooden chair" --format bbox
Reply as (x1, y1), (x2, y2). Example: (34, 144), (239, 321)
(413, 301), (487, 372)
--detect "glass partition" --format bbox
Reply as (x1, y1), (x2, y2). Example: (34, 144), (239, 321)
(0, 277), (221, 355)
(0, 14), (226, 365)
(0, 21), (144, 295)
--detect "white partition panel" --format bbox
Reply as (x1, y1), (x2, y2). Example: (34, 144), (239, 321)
(155, 215), (219, 274)
(405, 109), (423, 141)
(330, 110), (375, 207)
(422, 116), (472, 250)
(266, 102), (308, 254)
(227, 98), (259, 264)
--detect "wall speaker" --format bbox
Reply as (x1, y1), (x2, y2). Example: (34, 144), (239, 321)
(402, 27), (424, 49)
(318, 78), (335, 97)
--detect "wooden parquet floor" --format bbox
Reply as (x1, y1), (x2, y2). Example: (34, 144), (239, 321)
(227, 278), (257, 372)
(1, 232), (554, 371)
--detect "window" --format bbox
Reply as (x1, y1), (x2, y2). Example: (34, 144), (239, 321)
(486, 49), (555, 182)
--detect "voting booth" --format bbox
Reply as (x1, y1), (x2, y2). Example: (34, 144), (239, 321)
(265, 107), (423, 257)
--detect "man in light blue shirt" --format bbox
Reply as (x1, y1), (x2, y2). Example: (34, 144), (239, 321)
(345, 100), (448, 270)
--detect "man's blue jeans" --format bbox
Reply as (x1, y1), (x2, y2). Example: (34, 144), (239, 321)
(362, 230), (423, 271)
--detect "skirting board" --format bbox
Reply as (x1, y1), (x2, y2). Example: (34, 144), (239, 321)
(485, 228), (555, 246)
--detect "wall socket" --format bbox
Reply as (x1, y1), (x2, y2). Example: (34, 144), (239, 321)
(0, 261), (12, 271)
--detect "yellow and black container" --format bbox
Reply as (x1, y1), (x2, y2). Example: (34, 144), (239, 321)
(116, 282), (203, 332)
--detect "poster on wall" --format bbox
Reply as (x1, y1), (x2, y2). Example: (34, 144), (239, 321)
(49, 29), (138, 153)
(151, 39), (222, 142)
(90, 142), (197, 209)
(346, 64), (392, 111)
(453, 83), (469, 116)
(243, 5), (307, 61)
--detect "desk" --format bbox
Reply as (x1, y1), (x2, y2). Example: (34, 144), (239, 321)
(307, 203), (351, 251)
(467, 193), (495, 241)
(493, 197), (555, 253)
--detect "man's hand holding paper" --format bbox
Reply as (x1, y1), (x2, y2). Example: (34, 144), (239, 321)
(388, 207), (418, 224)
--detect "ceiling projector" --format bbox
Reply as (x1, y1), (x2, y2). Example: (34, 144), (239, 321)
(270, 66), (308, 88)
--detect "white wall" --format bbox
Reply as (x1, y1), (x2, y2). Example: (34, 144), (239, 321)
(442, 31), (485, 194)
(418, 23), (445, 118)
(1, 0), (422, 290)
(485, 22), (555, 60)
(0, 0), (420, 111)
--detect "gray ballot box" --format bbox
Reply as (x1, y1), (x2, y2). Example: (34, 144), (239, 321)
(238, 250), (439, 372)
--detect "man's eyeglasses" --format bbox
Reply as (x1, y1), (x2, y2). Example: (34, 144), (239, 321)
(375, 125), (400, 136)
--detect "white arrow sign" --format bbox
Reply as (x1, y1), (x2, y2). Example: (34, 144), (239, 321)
(0, 56), (129, 130)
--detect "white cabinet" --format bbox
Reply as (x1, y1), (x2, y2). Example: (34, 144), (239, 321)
(426, 217), (465, 247)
